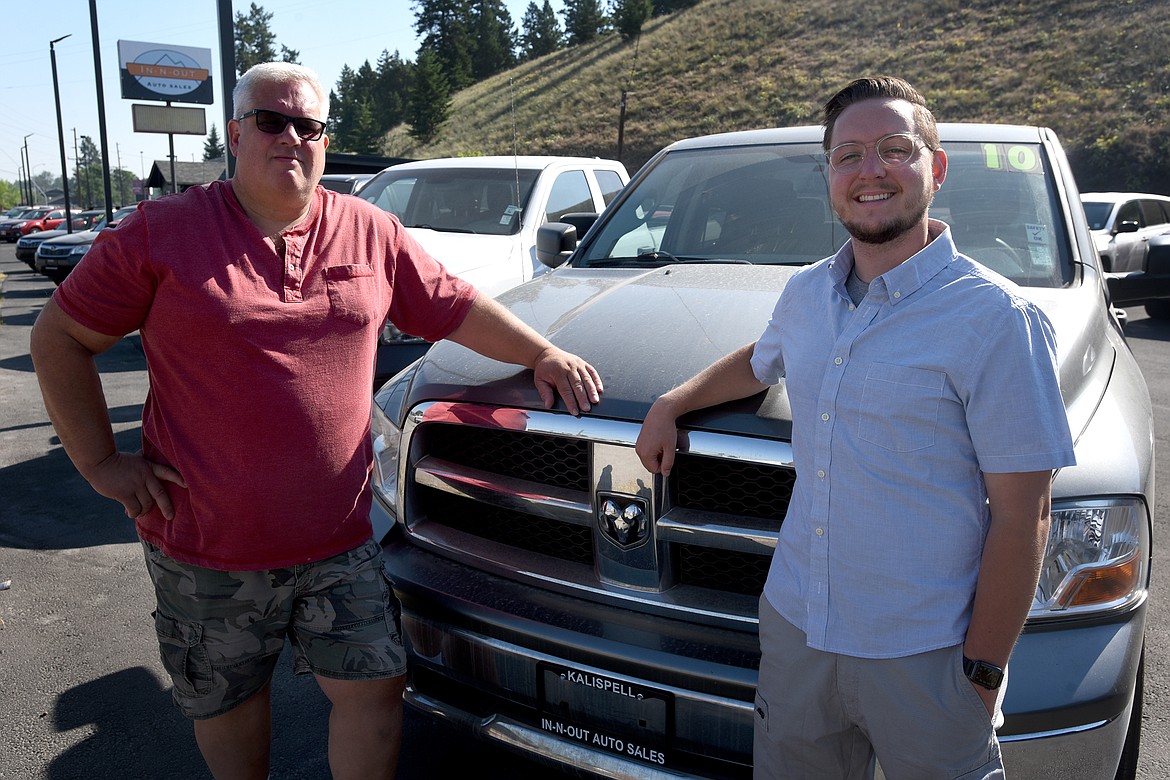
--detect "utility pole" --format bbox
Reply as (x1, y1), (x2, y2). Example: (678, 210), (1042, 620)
(73, 129), (86, 208)
(50, 34), (73, 231)
(21, 134), (33, 204)
(116, 143), (125, 206)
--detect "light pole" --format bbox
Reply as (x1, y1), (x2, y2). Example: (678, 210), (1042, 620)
(50, 34), (74, 232)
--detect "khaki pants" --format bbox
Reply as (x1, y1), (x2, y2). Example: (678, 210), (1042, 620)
(753, 596), (1005, 780)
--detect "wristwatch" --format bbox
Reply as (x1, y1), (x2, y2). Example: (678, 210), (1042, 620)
(963, 656), (1005, 690)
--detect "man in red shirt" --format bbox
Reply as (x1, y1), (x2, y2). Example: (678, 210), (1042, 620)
(30, 62), (602, 779)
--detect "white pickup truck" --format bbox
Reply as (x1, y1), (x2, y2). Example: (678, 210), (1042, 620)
(355, 155), (629, 385)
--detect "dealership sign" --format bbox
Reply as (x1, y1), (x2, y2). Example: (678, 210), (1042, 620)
(131, 103), (208, 135)
(117, 40), (213, 105)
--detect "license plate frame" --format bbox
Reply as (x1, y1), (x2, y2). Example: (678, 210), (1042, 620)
(536, 662), (673, 769)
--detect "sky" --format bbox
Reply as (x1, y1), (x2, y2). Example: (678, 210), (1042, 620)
(0, 0), (552, 195)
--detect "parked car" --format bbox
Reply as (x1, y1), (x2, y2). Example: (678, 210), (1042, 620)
(369, 124), (1153, 779)
(35, 206), (136, 284)
(0, 206), (70, 241)
(15, 209), (106, 267)
(318, 173), (374, 194)
(1081, 192), (1170, 318)
(1, 206), (63, 241)
(356, 156), (629, 385)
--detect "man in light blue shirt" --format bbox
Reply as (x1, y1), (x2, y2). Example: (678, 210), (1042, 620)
(635, 77), (1076, 779)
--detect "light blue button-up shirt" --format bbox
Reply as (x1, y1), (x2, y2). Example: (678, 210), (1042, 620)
(750, 222), (1076, 658)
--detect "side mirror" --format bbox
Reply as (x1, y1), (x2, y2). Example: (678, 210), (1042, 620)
(1115, 220), (1140, 234)
(558, 212), (599, 236)
(536, 222), (577, 269)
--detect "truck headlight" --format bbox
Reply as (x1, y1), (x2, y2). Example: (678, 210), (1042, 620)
(1031, 498), (1149, 619)
(371, 401), (403, 518)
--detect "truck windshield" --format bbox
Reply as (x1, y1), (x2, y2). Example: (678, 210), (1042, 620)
(357, 168), (540, 236)
(578, 141), (1072, 288)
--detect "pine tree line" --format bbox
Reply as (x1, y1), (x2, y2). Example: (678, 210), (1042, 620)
(233, 1), (699, 153)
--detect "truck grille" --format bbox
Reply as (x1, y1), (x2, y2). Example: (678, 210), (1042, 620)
(425, 424), (589, 491)
(404, 404), (794, 617)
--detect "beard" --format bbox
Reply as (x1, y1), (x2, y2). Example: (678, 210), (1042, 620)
(839, 188), (934, 245)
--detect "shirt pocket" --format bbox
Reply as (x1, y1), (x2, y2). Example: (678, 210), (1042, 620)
(324, 264), (377, 326)
(857, 363), (945, 452)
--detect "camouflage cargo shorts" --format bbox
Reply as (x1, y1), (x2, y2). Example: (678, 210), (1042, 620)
(141, 537), (407, 720)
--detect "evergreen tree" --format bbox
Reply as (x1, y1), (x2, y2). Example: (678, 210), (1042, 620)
(203, 124), (225, 161)
(470, 1), (518, 81)
(562, 0), (607, 45)
(521, 1), (563, 60)
(234, 3), (278, 74)
(348, 100), (385, 154)
(374, 50), (413, 130)
(414, 0), (475, 91)
(409, 48), (451, 143)
(233, 4), (300, 75)
(332, 61), (394, 152)
(329, 65), (361, 152)
(614, 0), (653, 40)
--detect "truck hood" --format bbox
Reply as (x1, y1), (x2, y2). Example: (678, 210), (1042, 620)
(410, 264), (801, 439)
(405, 227), (525, 298)
(407, 264), (1112, 444)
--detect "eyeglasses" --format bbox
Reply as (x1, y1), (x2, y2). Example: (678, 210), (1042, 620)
(236, 109), (327, 141)
(826, 133), (923, 173)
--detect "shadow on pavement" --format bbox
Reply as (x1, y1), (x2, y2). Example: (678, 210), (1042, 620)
(0, 326), (142, 375)
(48, 667), (202, 779)
(2, 286), (55, 299)
(1123, 313), (1170, 343)
(47, 651), (334, 780)
(0, 422), (145, 550)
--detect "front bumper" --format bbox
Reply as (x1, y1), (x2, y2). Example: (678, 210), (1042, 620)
(381, 507), (1145, 779)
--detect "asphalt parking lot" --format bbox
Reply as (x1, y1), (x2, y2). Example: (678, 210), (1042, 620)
(1, 243), (1167, 779)
(0, 246), (556, 780)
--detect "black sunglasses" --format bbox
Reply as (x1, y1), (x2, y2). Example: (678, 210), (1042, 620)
(237, 109), (327, 141)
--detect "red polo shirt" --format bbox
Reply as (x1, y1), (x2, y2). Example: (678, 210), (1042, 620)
(54, 181), (477, 570)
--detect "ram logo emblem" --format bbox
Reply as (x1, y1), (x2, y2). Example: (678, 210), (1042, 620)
(597, 493), (650, 548)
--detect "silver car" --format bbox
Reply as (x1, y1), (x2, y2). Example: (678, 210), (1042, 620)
(35, 206), (137, 285)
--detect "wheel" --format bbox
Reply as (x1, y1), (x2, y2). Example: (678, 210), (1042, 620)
(1113, 645), (1144, 780)
(1145, 300), (1170, 320)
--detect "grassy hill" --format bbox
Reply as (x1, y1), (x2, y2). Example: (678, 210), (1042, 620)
(379, 0), (1170, 193)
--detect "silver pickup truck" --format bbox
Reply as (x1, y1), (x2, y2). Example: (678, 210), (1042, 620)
(369, 124), (1154, 779)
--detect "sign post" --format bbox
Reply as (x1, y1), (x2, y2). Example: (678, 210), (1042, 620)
(118, 40), (213, 197)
